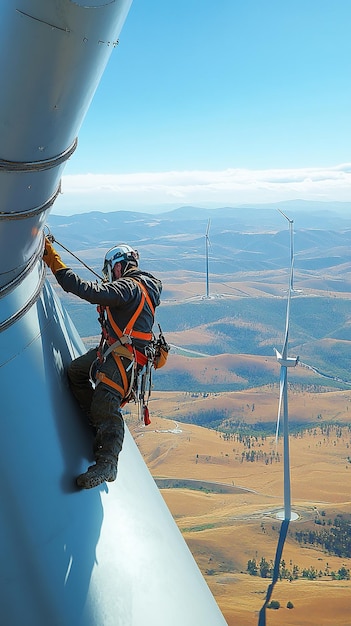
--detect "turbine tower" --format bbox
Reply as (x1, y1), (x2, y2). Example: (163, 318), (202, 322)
(0, 2), (226, 624)
(274, 210), (298, 522)
(205, 218), (211, 298)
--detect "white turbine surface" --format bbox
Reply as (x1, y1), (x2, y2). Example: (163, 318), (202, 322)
(0, 2), (227, 623)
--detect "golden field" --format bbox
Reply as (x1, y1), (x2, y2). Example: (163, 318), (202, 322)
(125, 389), (351, 626)
(78, 264), (351, 624)
(127, 274), (351, 624)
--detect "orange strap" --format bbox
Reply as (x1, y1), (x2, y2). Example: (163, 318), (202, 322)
(96, 372), (125, 398)
(106, 279), (154, 343)
(96, 353), (130, 403)
(106, 307), (123, 338)
(124, 280), (154, 339)
(112, 352), (129, 392)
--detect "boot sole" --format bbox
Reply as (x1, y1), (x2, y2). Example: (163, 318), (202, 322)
(76, 472), (117, 489)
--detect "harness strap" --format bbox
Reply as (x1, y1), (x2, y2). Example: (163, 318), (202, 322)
(105, 332), (148, 366)
(106, 307), (152, 346)
(124, 290), (146, 337)
(101, 338), (131, 362)
(124, 280), (155, 339)
(96, 372), (125, 398)
(102, 278), (155, 365)
(112, 352), (129, 392)
(95, 278), (157, 401)
(105, 279), (154, 343)
(133, 349), (148, 366)
(106, 307), (123, 338)
(95, 352), (133, 407)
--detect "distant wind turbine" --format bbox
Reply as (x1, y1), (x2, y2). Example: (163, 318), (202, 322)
(205, 219), (211, 298)
(274, 210), (299, 522)
(278, 208), (294, 292)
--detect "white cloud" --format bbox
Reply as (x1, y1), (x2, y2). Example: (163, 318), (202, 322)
(53, 164), (351, 214)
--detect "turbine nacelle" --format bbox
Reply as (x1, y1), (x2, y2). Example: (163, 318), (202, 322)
(274, 349), (299, 368)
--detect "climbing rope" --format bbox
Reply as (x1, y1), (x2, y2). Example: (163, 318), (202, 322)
(44, 226), (103, 280)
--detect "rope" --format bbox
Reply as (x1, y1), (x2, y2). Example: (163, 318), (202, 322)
(45, 227), (103, 280)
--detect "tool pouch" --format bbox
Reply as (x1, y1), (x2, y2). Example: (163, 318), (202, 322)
(153, 326), (170, 369)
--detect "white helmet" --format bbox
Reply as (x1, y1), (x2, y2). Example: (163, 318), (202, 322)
(102, 244), (139, 281)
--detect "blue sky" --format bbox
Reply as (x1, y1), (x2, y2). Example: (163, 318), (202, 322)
(55, 1), (351, 214)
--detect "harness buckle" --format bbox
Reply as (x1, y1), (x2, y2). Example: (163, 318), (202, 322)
(119, 334), (132, 345)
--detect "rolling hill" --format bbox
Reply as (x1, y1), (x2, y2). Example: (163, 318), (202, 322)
(46, 203), (351, 624)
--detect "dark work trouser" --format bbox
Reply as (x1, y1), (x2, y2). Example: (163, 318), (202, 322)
(67, 347), (131, 467)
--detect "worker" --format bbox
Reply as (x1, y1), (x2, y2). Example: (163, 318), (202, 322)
(43, 236), (162, 489)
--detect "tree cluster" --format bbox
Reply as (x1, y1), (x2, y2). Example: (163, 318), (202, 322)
(247, 556), (350, 582)
(295, 514), (351, 559)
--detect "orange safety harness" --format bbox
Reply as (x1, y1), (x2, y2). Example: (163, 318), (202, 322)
(95, 279), (156, 414)
(105, 279), (155, 366)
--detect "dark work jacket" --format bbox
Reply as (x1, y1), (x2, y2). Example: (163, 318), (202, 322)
(55, 267), (162, 354)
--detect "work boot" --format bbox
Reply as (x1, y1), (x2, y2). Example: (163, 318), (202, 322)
(76, 460), (118, 489)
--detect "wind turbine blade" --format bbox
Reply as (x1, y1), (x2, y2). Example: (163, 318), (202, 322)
(275, 366), (286, 442)
(288, 218), (294, 292)
(277, 208), (293, 223)
(282, 285), (291, 357)
(279, 209), (294, 356)
(279, 209), (294, 292)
